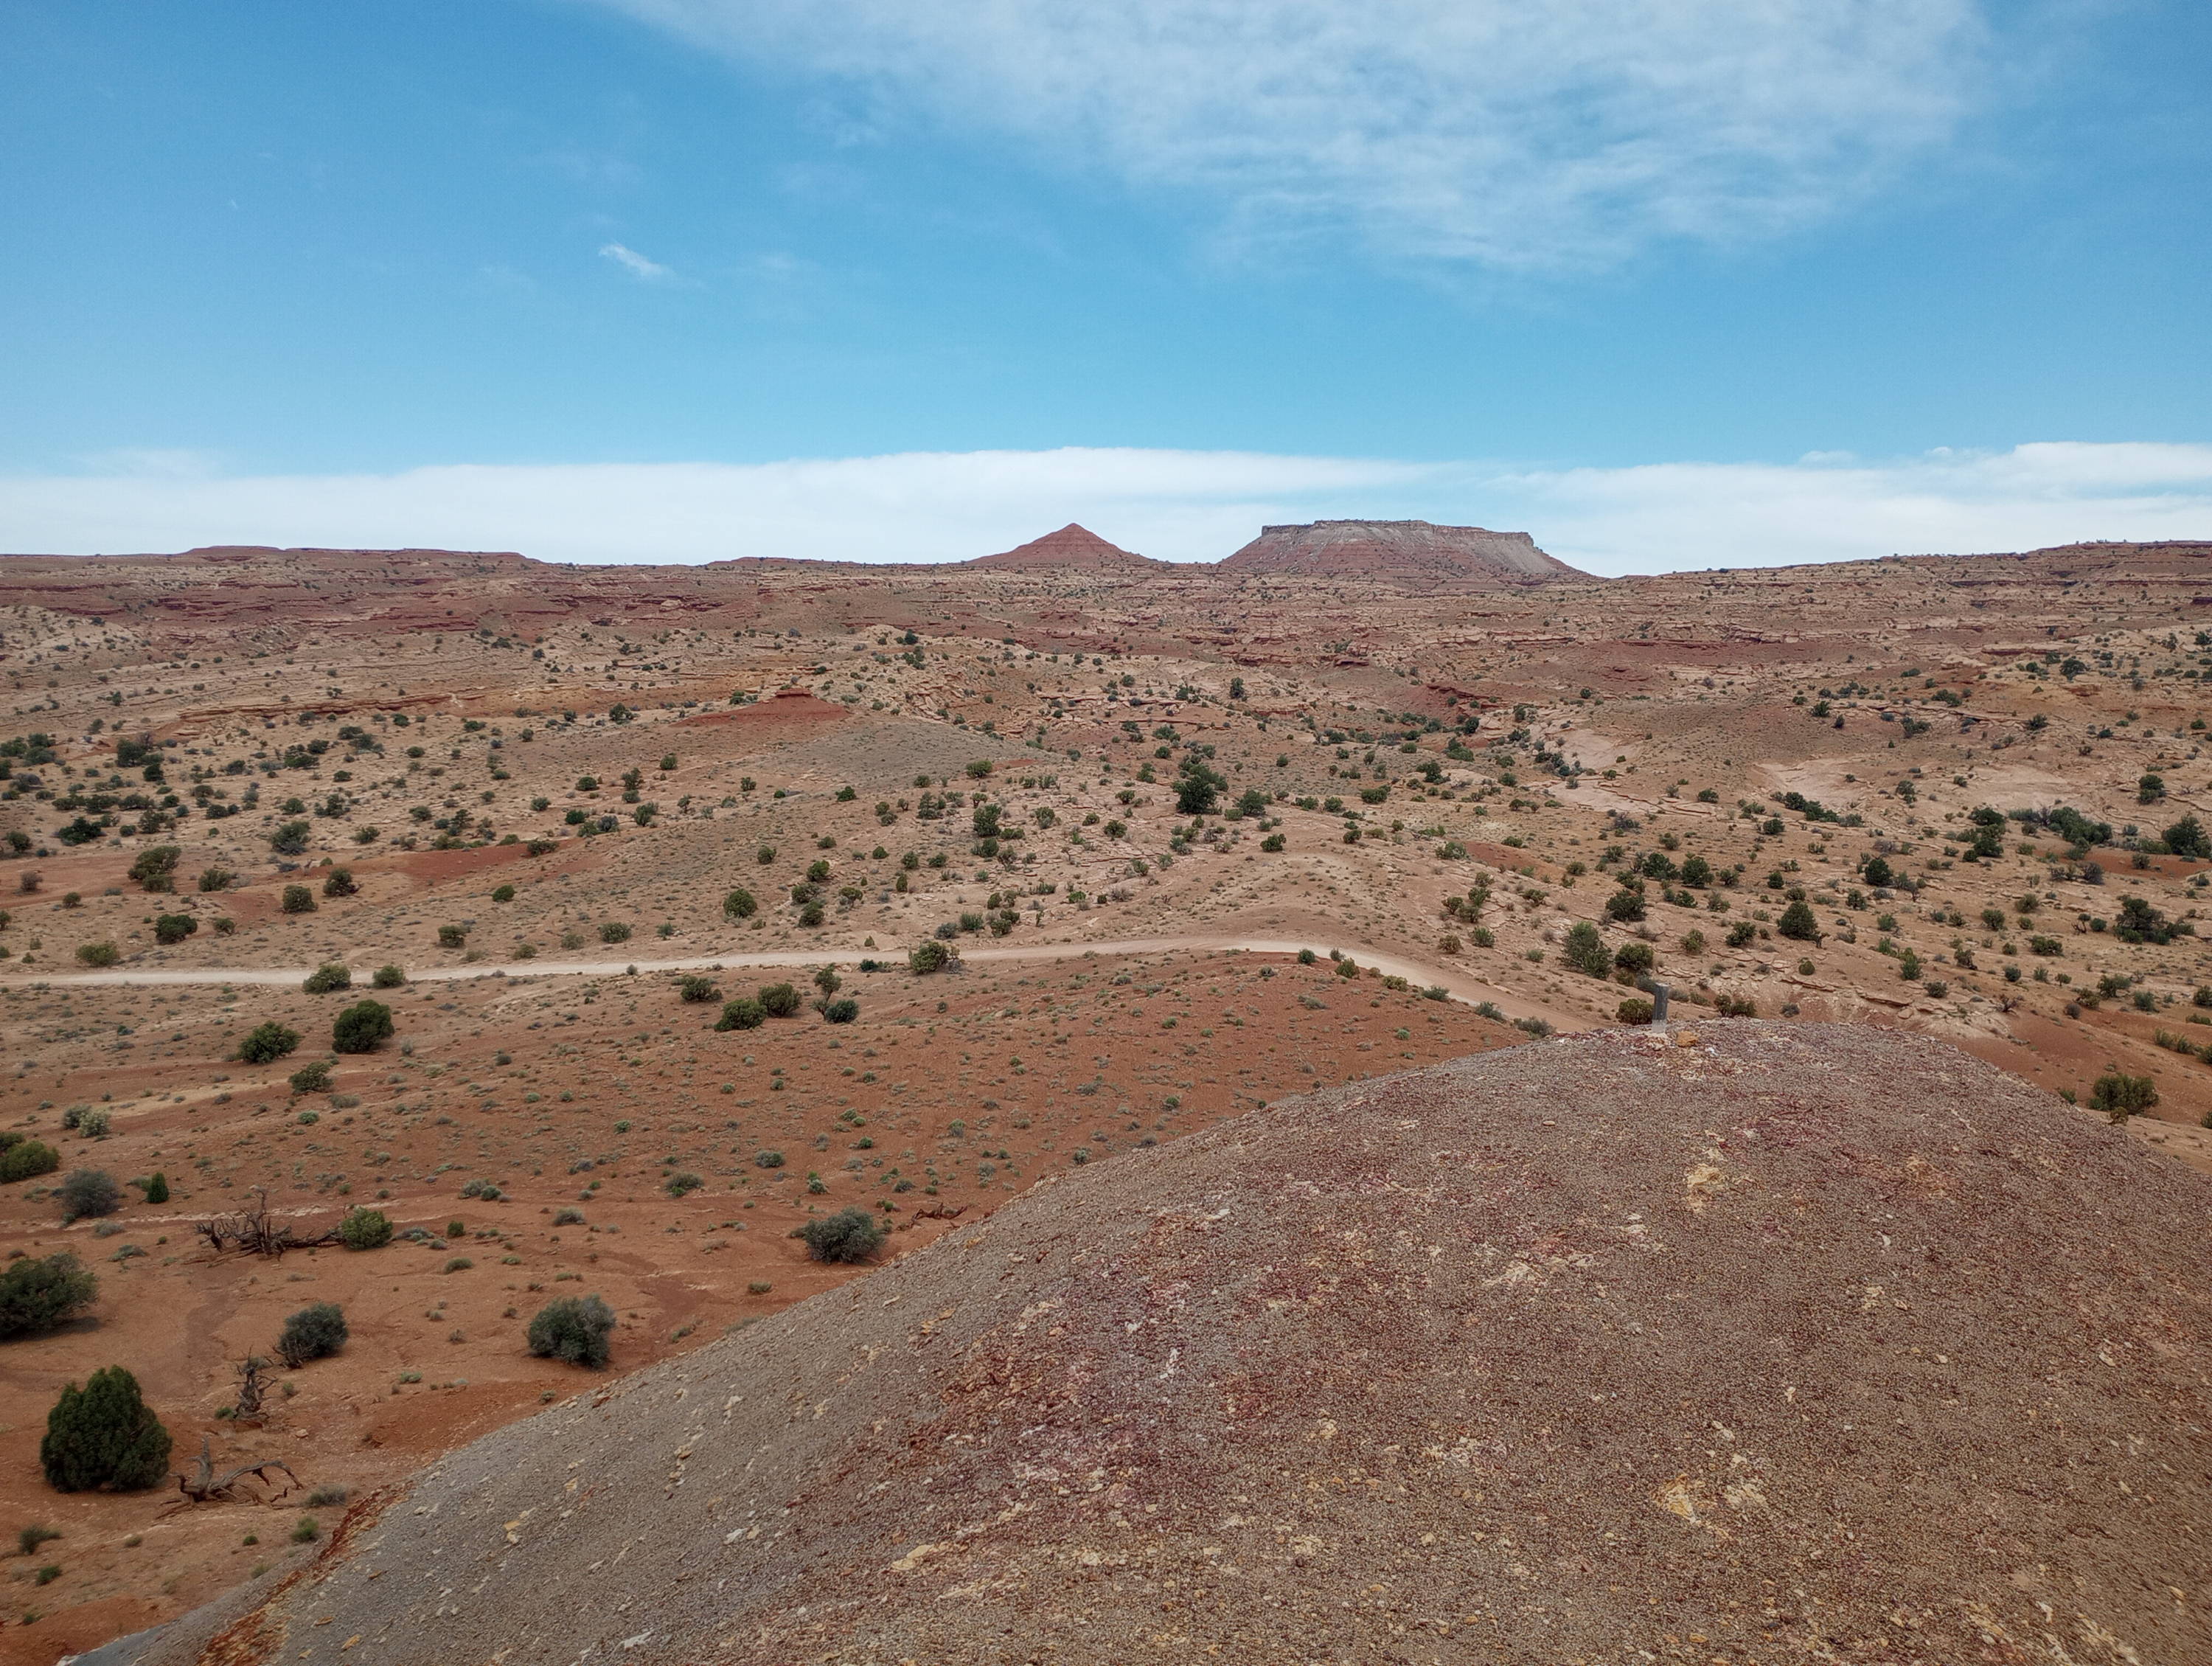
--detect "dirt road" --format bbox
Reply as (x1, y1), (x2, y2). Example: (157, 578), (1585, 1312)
(1, 934), (1590, 1030)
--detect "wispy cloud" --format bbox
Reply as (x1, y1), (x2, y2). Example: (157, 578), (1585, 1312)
(589, 0), (2001, 270)
(597, 240), (675, 281)
(3, 443), (2205, 572)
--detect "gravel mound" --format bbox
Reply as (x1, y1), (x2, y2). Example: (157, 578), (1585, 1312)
(132, 1024), (2212, 1665)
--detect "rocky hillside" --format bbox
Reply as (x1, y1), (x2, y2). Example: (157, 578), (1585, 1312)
(119, 1024), (2212, 1665)
(1219, 518), (1586, 583)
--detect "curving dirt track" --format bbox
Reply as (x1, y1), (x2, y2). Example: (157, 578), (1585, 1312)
(0, 934), (1592, 1030)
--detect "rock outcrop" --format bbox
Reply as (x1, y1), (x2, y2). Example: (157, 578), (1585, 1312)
(119, 1024), (2212, 1665)
(1220, 518), (1585, 583)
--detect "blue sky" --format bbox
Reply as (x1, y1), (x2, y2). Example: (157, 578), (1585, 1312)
(3, 0), (2209, 569)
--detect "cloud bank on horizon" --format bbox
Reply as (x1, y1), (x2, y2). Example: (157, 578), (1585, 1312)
(4, 442), (2205, 575)
(594, 0), (1989, 270)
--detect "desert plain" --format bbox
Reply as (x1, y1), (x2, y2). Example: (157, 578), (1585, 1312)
(1, 520), (2210, 1659)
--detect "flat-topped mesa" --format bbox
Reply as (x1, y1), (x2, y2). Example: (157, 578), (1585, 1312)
(1219, 518), (1587, 583)
(963, 523), (1169, 573)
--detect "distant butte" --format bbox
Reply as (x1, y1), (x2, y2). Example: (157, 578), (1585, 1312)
(962, 523), (1169, 573)
(1220, 518), (1587, 584)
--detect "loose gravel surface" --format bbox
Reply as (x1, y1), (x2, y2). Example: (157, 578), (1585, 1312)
(120, 1021), (2212, 1665)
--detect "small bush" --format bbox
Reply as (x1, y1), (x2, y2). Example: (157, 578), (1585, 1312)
(754, 1149), (785, 1169)
(678, 975), (720, 1004)
(280, 884), (317, 915)
(371, 964), (406, 989)
(821, 997), (859, 1024)
(1775, 900), (1820, 942)
(526, 1294), (616, 1369)
(437, 924), (468, 949)
(153, 914), (198, 945)
(16, 1526), (59, 1556)
(321, 868), (358, 898)
(490, 884), (515, 903)
(237, 1021), (302, 1065)
(1616, 996), (1656, 1026)
(800, 1207), (886, 1264)
(302, 963), (351, 994)
(2088, 1071), (2159, 1123)
(75, 942), (121, 968)
(58, 1170), (122, 1224)
(715, 996), (765, 1031)
(331, 999), (394, 1054)
(665, 1171), (703, 1198)
(275, 1302), (347, 1368)
(908, 938), (957, 975)
(0, 1142), (60, 1184)
(599, 922), (631, 945)
(41, 1367), (171, 1492)
(198, 867), (234, 893)
(758, 982), (801, 1018)
(288, 1061), (334, 1094)
(0, 1254), (98, 1340)
(552, 1208), (585, 1226)
(269, 820), (310, 855)
(128, 845), (180, 892)
(142, 1173), (168, 1204)
(336, 1207), (392, 1251)
(723, 887), (758, 920)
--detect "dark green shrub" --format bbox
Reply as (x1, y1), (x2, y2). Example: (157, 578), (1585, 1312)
(1775, 900), (1820, 941)
(1617, 996), (1656, 1025)
(715, 996), (765, 1031)
(58, 1171), (122, 1224)
(1613, 941), (1655, 976)
(74, 942), (120, 968)
(288, 1061), (333, 1094)
(753, 1149), (785, 1169)
(302, 962), (351, 994)
(908, 939), (956, 975)
(665, 1171), (703, 1198)
(142, 1173), (168, 1204)
(437, 923), (467, 948)
(128, 845), (181, 892)
(2089, 1072), (2159, 1123)
(1562, 921), (1610, 978)
(599, 922), (631, 945)
(677, 976), (719, 1003)
(153, 913), (198, 945)
(269, 820), (311, 855)
(0, 1142), (60, 1184)
(198, 867), (234, 893)
(0, 1254), (97, 1339)
(275, 1302), (347, 1367)
(41, 1367), (171, 1492)
(337, 1207), (391, 1250)
(237, 1021), (302, 1064)
(281, 884), (317, 914)
(331, 999), (394, 1054)
(821, 997), (858, 1024)
(799, 1207), (886, 1264)
(723, 887), (757, 920)
(526, 1294), (616, 1368)
(371, 964), (406, 989)
(321, 867), (358, 898)
(758, 982), (801, 1018)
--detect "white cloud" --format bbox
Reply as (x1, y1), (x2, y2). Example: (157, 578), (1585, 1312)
(598, 241), (675, 281)
(1, 442), (2205, 574)
(591, 0), (1994, 268)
